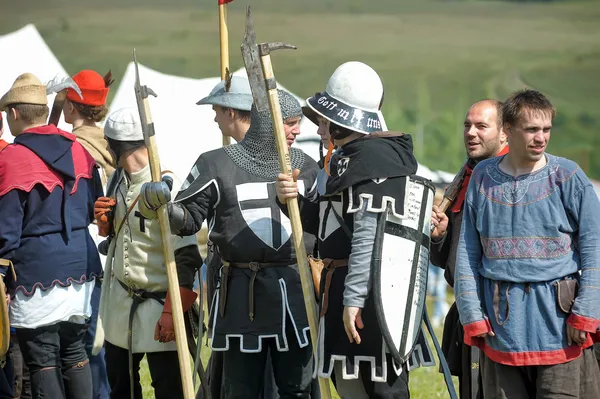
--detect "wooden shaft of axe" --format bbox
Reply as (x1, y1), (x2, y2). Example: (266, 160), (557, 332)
(48, 90), (68, 127)
(260, 54), (333, 399)
(218, 3), (231, 147)
(139, 99), (195, 399)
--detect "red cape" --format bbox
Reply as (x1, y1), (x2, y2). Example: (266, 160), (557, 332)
(0, 126), (96, 197)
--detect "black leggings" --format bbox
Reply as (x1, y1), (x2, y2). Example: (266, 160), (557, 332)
(16, 322), (92, 399)
(104, 340), (183, 399)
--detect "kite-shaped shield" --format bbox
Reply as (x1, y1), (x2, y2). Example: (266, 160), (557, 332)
(372, 175), (435, 364)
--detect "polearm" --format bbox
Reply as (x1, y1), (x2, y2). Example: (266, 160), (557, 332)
(219, 0), (233, 146)
(437, 161), (470, 213)
(132, 49), (195, 399)
(241, 7), (332, 398)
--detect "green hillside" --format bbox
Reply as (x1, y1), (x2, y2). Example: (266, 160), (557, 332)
(2, 0), (600, 176)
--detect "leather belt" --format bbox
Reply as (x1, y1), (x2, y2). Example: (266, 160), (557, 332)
(219, 260), (294, 321)
(117, 279), (166, 399)
(319, 258), (349, 317)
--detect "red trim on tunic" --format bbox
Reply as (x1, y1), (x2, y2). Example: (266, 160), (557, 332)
(567, 313), (600, 333)
(463, 319), (492, 340)
(464, 321), (598, 366)
(0, 140), (8, 153)
(0, 126), (96, 197)
(468, 337), (595, 367)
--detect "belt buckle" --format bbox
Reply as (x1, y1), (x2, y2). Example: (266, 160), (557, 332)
(127, 286), (142, 299)
(248, 261), (261, 272)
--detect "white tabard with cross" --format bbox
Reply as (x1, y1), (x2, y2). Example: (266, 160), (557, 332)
(235, 180), (305, 251)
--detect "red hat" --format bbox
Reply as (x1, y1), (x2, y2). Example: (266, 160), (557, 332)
(67, 70), (110, 106)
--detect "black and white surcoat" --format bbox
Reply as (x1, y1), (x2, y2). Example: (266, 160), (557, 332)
(286, 133), (436, 383)
(172, 144), (319, 353)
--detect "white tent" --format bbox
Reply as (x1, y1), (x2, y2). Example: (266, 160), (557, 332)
(0, 24), (71, 140)
(107, 62), (323, 181)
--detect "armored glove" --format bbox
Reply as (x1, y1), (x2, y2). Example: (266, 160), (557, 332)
(154, 287), (198, 343)
(94, 197), (116, 237)
(139, 176), (173, 220)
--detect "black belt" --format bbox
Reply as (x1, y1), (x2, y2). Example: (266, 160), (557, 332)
(219, 260), (294, 321)
(117, 279), (166, 399)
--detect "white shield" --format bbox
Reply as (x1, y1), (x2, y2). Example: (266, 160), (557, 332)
(372, 176), (435, 364)
(236, 180), (306, 250)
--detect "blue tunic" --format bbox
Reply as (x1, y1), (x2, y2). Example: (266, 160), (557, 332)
(455, 153), (600, 366)
(0, 126), (103, 295)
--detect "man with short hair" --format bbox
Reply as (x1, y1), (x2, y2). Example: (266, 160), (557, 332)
(430, 99), (508, 399)
(92, 107), (202, 399)
(198, 75), (253, 143)
(140, 90), (318, 398)
(454, 89), (600, 398)
(0, 73), (102, 399)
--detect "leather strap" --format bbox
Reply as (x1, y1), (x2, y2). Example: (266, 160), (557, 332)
(470, 346), (481, 399)
(117, 279), (166, 399)
(319, 258), (349, 317)
(218, 265), (230, 319)
(222, 260), (294, 321)
(493, 281), (510, 326)
(328, 199), (352, 239)
(114, 196), (140, 238)
(112, 169), (174, 238)
(423, 306), (458, 399)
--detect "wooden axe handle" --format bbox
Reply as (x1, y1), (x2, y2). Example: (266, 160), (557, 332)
(48, 90), (67, 127)
(139, 97), (196, 399)
(260, 53), (333, 399)
(218, 3), (231, 147)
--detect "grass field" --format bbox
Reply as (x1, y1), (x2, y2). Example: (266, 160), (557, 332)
(2, 0), (600, 174)
(136, 298), (457, 398)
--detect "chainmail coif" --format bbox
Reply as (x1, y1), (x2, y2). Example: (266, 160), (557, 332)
(224, 89), (306, 179)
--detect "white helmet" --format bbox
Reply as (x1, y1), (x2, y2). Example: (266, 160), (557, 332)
(305, 61), (385, 135)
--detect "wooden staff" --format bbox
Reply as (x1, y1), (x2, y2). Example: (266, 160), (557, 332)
(219, 0), (233, 146)
(133, 49), (195, 399)
(260, 46), (333, 399)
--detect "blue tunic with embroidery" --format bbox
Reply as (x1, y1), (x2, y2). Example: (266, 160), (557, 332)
(455, 153), (600, 366)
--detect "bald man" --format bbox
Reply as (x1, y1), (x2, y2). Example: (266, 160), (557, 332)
(429, 100), (508, 399)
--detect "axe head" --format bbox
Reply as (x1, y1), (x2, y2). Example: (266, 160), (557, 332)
(45, 75), (83, 100)
(241, 6), (269, 113)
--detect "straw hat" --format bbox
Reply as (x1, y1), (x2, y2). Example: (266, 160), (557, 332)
(0, 73), (47, 112)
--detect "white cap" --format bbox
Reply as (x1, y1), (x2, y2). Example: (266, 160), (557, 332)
(104, 107), (144, 141)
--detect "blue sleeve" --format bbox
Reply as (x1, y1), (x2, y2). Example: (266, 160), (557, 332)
(566, 174), (600, 329)
(0, 190), (26, 274)
(454, 183), (487, 327)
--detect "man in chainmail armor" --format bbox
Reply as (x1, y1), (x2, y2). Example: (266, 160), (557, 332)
(139, 90), (319, 398)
